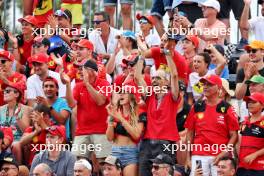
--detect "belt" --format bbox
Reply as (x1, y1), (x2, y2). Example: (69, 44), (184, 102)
(143, 139), (175, 145)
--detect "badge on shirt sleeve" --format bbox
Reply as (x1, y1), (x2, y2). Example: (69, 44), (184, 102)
(260, 120), (264, 126)
(197, 112), (204, 120)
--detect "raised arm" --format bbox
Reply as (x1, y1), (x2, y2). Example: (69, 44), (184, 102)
(240, 0), (251, 33)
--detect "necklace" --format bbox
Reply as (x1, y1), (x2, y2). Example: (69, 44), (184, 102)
(4, 104), (19, 127)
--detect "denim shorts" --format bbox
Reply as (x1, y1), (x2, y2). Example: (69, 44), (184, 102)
(151, 0), (173, 18)
(104, 0), (134, 6)
(111, 145), (139, 167)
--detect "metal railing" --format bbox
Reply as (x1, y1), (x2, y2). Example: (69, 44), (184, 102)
(1, 0), (261, 43)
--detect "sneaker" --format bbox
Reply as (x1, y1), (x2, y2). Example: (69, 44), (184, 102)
(236, 38), (248, 50)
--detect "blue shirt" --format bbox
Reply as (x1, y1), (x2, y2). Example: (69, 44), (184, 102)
(51, 98), (72, 141)
(209, 64), (229, 80)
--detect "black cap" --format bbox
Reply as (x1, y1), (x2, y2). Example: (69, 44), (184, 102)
(0, 153), (19, 169)
(150, 154), (174, 165)
(258, 0), (264, 4)
(214, 44), (225, 56)
(84, 60), (98, 72)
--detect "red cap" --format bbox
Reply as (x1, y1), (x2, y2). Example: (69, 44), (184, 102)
(184, 35), (199, 48)
(200, 75), (222, 87)
(0, 50), (14, 61)
(18, 15), (38, 27)
(77, 39), (94, 51)
(136, 13), (155, 25)
(244, 92), (264, 105)
(2, 82), (26, 96)
(122, 54), (138, 65)
(46, 125), (66, 140)
(30, 53), (49, 64)
(43, 77), (59, 88)
(0, 127), (14, 144)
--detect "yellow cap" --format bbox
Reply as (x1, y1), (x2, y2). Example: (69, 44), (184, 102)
(244, 40), (264, 50)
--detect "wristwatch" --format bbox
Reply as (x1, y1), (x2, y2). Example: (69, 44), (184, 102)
(163, 49), (170, 56)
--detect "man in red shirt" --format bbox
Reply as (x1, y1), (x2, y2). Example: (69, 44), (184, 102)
(138, 33), (188, 84)
(237, 93), (264, 176)
(185, 75), (239, 176)
(61, 60), (111, 172)
(0, 50), (26, 106)
(9, 16), (38, 71)
(135, 46), (180, 176)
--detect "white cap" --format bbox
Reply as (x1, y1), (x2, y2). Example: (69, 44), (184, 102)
(221, 78), (235, 97)
(75, 159), (92, 170)
(200, 0), (220, 12)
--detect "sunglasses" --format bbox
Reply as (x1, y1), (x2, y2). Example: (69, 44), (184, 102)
(92, 20), (106, 25)
(139, 19), (149, 24)
(33, 42), (43, 48)
(152, 165), (168, 171)
(46, 126), (58, 131)
(127, 61), (136, 67)
(247, 49), (258, 54)
(4, 89), (17, 94)
(55, 10), (69, 19)
(0, 59), (7, 64)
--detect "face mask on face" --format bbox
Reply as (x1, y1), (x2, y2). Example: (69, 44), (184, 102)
(0, 37), (6, 49)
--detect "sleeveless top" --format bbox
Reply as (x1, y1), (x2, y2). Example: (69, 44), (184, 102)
(0, 104), (25, 141)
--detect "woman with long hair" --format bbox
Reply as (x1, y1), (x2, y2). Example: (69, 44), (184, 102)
(0, 82), (31, 164)
(106, 82), (145, 176)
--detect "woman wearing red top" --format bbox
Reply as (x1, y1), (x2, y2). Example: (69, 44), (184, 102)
(106, 83), (145, 176)
(237, 93), (264, 176)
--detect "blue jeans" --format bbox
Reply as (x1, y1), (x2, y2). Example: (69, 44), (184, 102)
(104, 0), (134, 6)
(151, 0), (173, 18)
(111, 145), (139, 167)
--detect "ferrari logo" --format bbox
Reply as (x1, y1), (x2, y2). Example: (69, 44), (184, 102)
(221, 107), (226, 113)
(260, 121), (264, 126)
(32, 136), (38, 143)
(193, 82), (204, 94)
(49, 60), (55, 67)
(197, 112), (204, 120)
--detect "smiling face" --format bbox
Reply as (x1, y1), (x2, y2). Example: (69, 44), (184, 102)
(3, 87), (20, 103)
(247, 100), (263, 114)
(248, 48), (263, 63)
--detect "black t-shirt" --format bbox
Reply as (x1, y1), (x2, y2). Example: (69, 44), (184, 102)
(176, 101), (191, 132)
(236, 67), (264, 96)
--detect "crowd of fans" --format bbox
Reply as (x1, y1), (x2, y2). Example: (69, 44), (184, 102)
(0, 0), (264, 176)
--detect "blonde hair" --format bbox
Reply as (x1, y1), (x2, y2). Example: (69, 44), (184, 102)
(117, 94), (139, 128)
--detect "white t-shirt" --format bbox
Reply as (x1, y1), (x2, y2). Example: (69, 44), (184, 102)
(89, 27), (120, 55)
(249, 16), (264, 41)
(26, 70), (66, 99)
(144, 33), (161, 47)
(187, 69), (216, 101)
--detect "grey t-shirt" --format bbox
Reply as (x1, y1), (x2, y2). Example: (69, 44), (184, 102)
(30, 150), (76, 176)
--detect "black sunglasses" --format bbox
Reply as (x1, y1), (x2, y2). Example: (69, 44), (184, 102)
(247, 49), (258, 54)
(152, 165), (168, 171)
(92, 20), (106, 25)
(33, 42), (43, 48)
(4, 89), (17, 94)
(0, 59), (7, 64)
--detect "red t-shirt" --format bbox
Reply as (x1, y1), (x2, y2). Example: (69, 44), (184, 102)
(73, 78), (110, 135)
(0, 72), (26, 105)
(239, 116), (264, 170)
(62, 0), (82, 4)
(19, 38), (34, 65)
(144, 92), (181, 142)
(24, 127), (47, 165)
(184, 103), (240, 156)
(0, 127), (14, 144)
(151, 47), (188, 84)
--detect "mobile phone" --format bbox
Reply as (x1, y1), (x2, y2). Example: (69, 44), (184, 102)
(196, 160), (202, 169)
